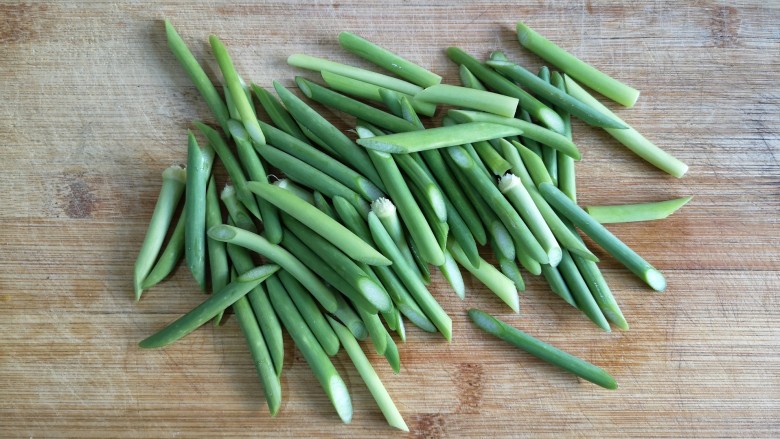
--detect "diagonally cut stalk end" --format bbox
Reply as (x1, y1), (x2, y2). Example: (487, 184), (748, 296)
(329, 375), (353, 424)
(644, 268), (666, 292)
(208, 224), (238, 242)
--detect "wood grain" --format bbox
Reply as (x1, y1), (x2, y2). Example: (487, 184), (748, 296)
(1, 1), (778, 437)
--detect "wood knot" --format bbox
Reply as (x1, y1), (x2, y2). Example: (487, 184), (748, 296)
(711, 6), (740, 48)
(411, 413), (447, 439)
(60, 170), (96, 219)
(0, 3), (48, 44)
(454, 362), (484, 414)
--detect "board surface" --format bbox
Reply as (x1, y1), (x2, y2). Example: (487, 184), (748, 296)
(1, 1), (779, 437)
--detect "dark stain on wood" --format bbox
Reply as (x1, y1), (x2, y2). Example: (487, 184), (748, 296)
(0, 3), (49, 44)
(412, 412), (447, 439)
(62, 170), (96, 219)
(455, 362), (484, 413)
(711, 5), (740, 48)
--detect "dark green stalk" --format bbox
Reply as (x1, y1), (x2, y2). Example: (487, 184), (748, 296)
(134, 165), (186, 300)
(338, 31), (441, 88)
(269, 278), (353, 423)
(164, 20), (229, 133)
(469, 309), (617, 389)
(226, 120), (283, 243)
(139, 265), (280, 348)
(208, 225), (340, 312)
(196, 122), (261, 219)
(296, 77), (418, 133)
(141, 206), (185, 291)
(539, 182), (666, 292)
(252, 84), (308, 143)
(446, 47), (564, 133)
(259, 120), (384, 201)
(273, 81), (385, 188)
(275, 272), (340, 356)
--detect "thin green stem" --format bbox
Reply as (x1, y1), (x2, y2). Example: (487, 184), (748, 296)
(274, 178), (314, 204)
(333, 197), (436, 333)
(328, 317), (408, 431)
(141, 206), (185, 290)
(233, 295), (282, 416)
(209, 35), (264, 144)
(414, 84), (518, 118)
(135, 165), (186, 300)
(252, 83), (308, 143)
(394, 154), (447, 222)
(139, 265), (280, 348)
(226, 241), (285, 376)
(205, 176), (230, 326)
(184, 132), (214, 291)
(226, 119), (283, 243)
(517, 22), (639, 107)
(447, 146), (548, 264)
(362, 142), (444, 266)
(440, 249), (466, 299)
(371, 197), (426, 282)
(448, 110), (580, 160)
(255, 143), (369, 217)
(208, 225), (340, 312)
(356, 122), (523, 154)
(499, 174), (562, 266)
(296, 77), (419, 133)
(164, 20), (230, 133)
(282, 214), (393, 313)
(450, 240), (519, 313)
(487, 60), (627, 129)
(357, 306), (388, 355)
(458, 65), (487, 91)
(320, 71), (436, 116)
(274, 272), (341, 356)
(259, 120), (383, 201)
(446, 47), (564, 133)
(274, 81), (385, 188)
(420, 149), (487, 245)
(339, 31), (440, 88)
(552, 71), (576, 201)
(288, 53), (423, 96)
(498, 139), (597, 261)
(312, 191), (338, 220)
(472, 140), (512, 175)
(248, 182), (390, 266)
(368, 212), (452, 340)
(557, 249), (611, 331)
(469, 309), (617, 389)
(279, 230), (377, 314)
(196, 122), (261, 219)
(540, 264), (577, 307)
(585, 196), (693, 224)
(269, 279), (353, 423)
(539, 182), (666, 292)
(220, 184), (257, 233)
(564, 75), (688, 177)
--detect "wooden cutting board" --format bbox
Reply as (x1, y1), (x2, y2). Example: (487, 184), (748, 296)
(2, 1), (778, 437)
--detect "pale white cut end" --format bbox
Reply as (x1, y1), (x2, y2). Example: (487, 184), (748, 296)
(220, 183), (236, 200)
(207, 224), (238, 242)
(371, 197), (396, 217)
(329, 375), (353, 424)
(162, 165), (187, 183)
(547, 246), (563, 268)
(359, 278), (392, 313)
(355, 126), (376, 139)
(498, 173), (521, 193)
(645, 269), (666, 292)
